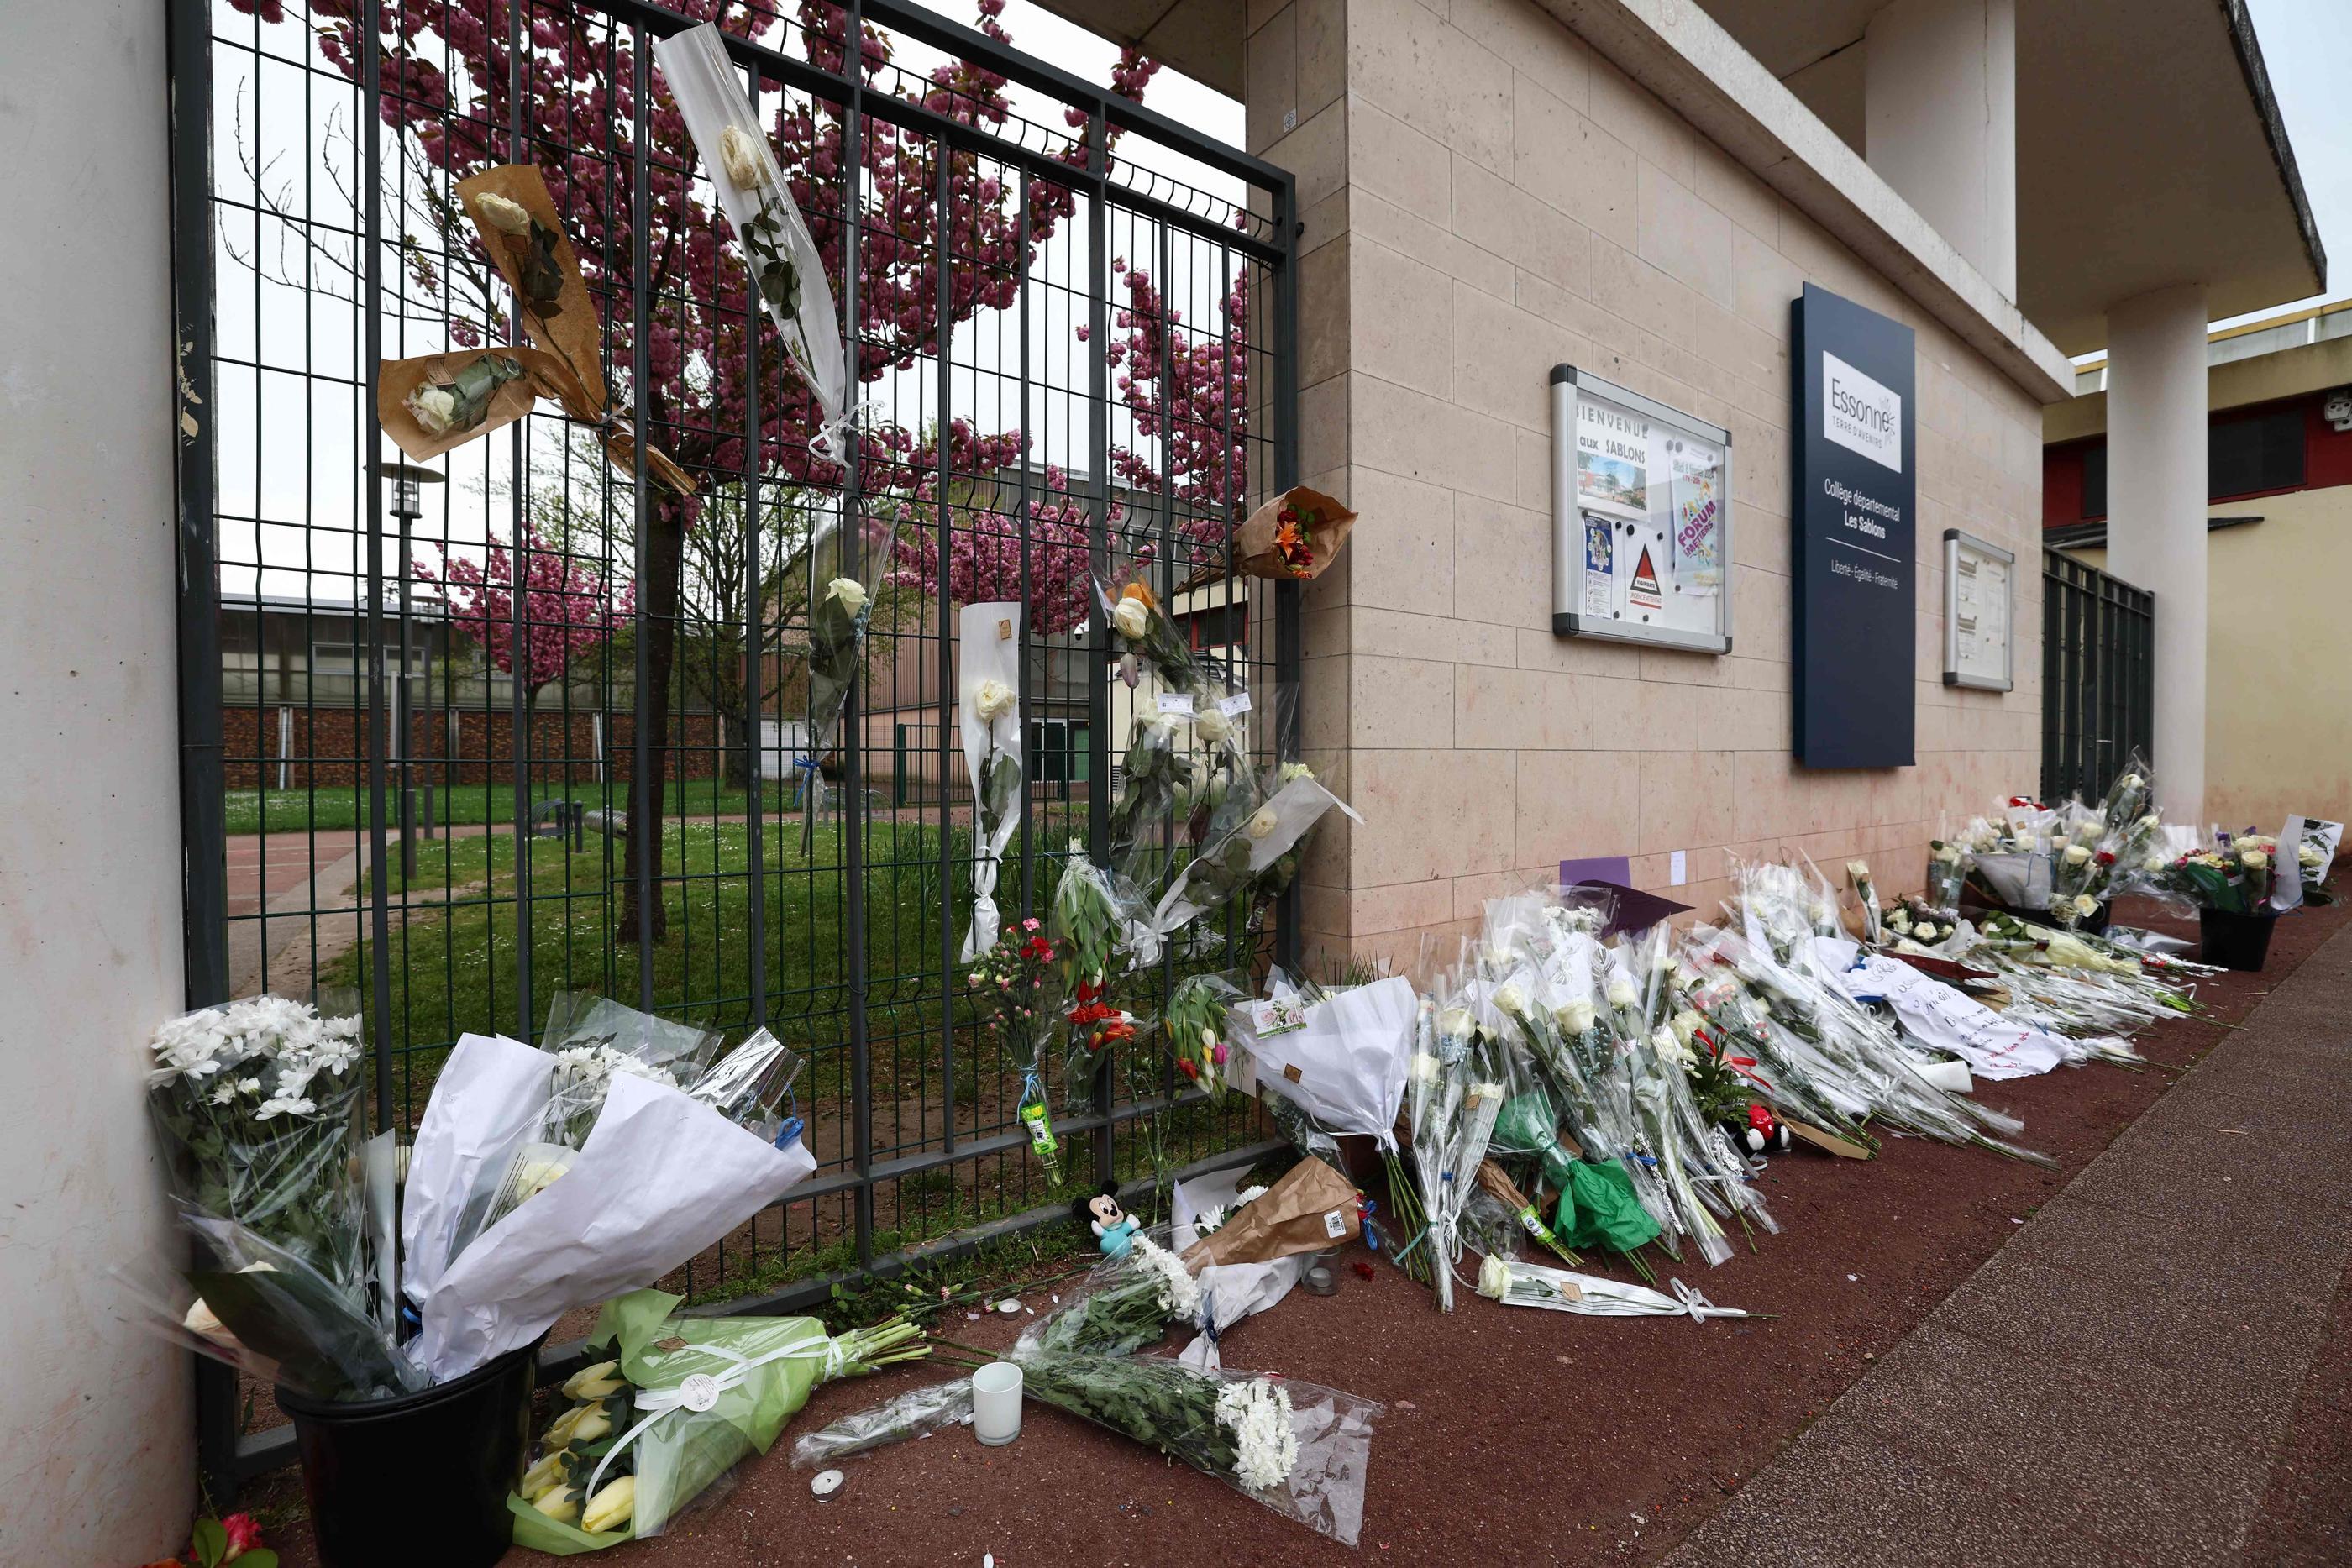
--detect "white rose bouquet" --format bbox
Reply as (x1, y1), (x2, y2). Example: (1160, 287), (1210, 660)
(797, 511), (895, 853)
(955, 602), (1026, 961)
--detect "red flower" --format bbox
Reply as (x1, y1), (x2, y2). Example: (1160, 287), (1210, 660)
(2096, 850), (2117, 867)
(220, 1516), (264, 1562)
(1352, 1261), (1376, 1282)
(1176, 1057), (1199, 1079)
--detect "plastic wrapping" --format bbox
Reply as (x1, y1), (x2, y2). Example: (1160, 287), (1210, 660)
(956, 600), (1026, 962)
(1475, 1255), (1749, 1321)
(797, 511), (897, 853)
(1167, 969), (1246, 1097)
(402, 1032), (554, 1308)
(146, 997), (369, 1293)
(178, 1210), (425, 1401)
(790, 1377), (978, 1468)
(684, 1028), (804, 1147)
(652, 23), (845, 434)
(512, 1290), (924, 1551)
(1150, 774), (1357, 937)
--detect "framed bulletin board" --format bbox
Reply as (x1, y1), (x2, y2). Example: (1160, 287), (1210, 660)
(1942, 528), (2014, 691)
(1548, 364), (1733, 653)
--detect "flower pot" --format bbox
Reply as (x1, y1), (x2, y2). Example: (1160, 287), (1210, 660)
(276, 1340), (540, 1568)
(2198, 907), (2280, 972)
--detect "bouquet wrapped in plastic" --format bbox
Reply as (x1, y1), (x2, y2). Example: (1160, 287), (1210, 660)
(797, 511), (896, 853)
(796, 1314), (1385, 1545)
(512, 1289), (924, 1551)
(955, 600), (1026, 962)
(1475, 1255), (1749, 1322)
(148, 997), (368, 1293)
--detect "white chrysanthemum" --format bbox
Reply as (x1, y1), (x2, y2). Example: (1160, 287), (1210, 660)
(1129, 1235), (1201, 1319)
(255, 1094), (316, 1121)
(1215, 1377), (1299, 1494)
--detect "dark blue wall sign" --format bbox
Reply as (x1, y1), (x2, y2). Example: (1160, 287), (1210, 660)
(1790, 283), (1917, 768)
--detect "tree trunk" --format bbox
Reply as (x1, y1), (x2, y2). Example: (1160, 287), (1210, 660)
(618, 492), (684, 947)
(721, 706), (753, 793)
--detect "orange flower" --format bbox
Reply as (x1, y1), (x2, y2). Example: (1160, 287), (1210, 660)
(1119, 580), (1158, 611)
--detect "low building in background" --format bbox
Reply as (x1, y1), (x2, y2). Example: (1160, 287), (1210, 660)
(2044, 304), (2352, 835)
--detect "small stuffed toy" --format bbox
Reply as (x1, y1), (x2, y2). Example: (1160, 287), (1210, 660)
(1727, 1101), (1792, 1156)
(1074, 1180), (1142, 1259)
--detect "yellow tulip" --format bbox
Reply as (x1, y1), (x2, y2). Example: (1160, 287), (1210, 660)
(519, 1448), (576, 1502)
(562, 1360), (626, 1402)
(568, 1405), (614, 1445)
(532, 1485), (583, 1525)
(581, 1475), (636, 1534)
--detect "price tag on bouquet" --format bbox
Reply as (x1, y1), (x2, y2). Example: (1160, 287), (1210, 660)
(1249, 998), (1307, 1037)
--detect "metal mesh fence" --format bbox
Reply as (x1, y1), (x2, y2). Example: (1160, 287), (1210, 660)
(172, 0), (1299, 1479)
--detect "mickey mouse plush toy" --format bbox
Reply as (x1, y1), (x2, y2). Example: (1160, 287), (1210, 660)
(1074, 1180), (1142, 1259)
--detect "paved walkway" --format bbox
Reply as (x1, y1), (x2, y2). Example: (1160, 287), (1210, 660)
(1670, 923), (2352, 1566)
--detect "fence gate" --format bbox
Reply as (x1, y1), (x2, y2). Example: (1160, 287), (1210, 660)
(2040, 548), (2154, 803)
(169, 0), (1299, 1495)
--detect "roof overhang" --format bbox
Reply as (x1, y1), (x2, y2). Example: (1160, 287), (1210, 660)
(1037, 0), (2322, 368)
(1702, 0), (2325, 356)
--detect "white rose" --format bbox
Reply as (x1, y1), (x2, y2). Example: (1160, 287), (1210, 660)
(1478, 1254), (1512, 1300)
(2136, 814), (2160, 832)
(1915, 922), (1940, 942)
(2144, 852), (2168, 873)
(1410, 1052), (1440, 1088)
(1651, 1025), (1693, 1067)
(1933, 844), (1962, 863)
(406, 384), (459, 436)
(2063, 844), (2092, 866)
(1494, 983), (1530, 1018)
(1669, 1009), (1704, 1046)
(1555, 999), (1596, 1035)
(719, 124), (769, 189)
(825, 576), (868, 617)
(1247, 806), (1280, 841)
(2240, 850), (2270, 871)
(1439, 1008), (1473, 1038)
(1606, 978), (1637, 1009)
(2299, 843), (2326, 868)
(1192, 705), (1232, 746)
(2118, 774), (2142, 791)
(972, 679), (1016, 726)
(1846, 860), (1872, 880)
(1111, 597), (1150, 639)
(474, 191), (533, 235)
(2072, 894), (2099, 917)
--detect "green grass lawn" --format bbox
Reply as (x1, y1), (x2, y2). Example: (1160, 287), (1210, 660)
(325, 815), (1273, 1304)
(224, 777), (800, 836)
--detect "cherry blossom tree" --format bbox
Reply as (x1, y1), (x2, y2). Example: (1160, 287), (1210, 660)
(413, 521), (632, 698)
(232, 0), (1159, 941)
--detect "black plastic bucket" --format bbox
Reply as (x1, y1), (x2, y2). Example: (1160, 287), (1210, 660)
(276, 1341), (538, 1568)
(2199, 907), (2280, 972)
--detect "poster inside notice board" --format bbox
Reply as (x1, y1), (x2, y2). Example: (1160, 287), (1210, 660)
(1548, 365), (1732, 653)
(1789, 284), (1917, 767)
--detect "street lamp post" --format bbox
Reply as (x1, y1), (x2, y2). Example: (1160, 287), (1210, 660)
(380, 461), (444, 879)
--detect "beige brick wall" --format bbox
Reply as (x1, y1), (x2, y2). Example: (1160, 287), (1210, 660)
(1249, 0), (2046, 966)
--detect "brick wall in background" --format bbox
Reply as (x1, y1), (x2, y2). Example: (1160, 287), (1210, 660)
(220, 705), (724, 790)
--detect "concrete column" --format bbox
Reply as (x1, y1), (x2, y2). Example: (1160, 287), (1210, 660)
(2103, 283), (2210, 823)
(1863, 0), (2018, 298)
(0, 0), (195, 1560)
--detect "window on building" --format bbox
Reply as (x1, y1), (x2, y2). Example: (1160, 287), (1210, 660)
(2082, 443), (2106, 520)
(2208, 406), (2305, 500)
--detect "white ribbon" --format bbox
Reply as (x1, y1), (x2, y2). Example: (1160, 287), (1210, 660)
(806, 396), (881, 461)
(584, 1330), (843, 1503)
(1667, 1277), (1744, 1324)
